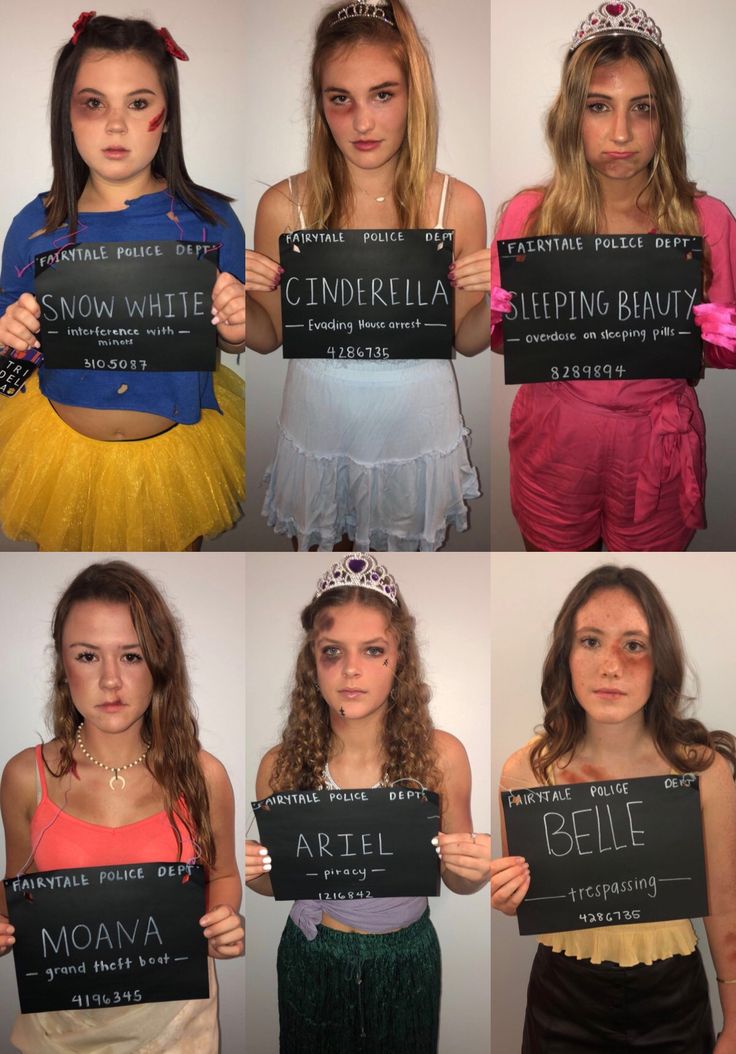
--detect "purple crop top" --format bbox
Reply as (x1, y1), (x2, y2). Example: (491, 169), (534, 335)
(290, 896), (428, 941)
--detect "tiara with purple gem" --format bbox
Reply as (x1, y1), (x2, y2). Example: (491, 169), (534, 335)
(570, 2), (663, 52)
(330, 2), (396, 30)
(314, 554), (398, 605)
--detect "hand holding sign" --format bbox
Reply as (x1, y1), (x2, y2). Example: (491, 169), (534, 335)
(490, 856), (530, 916)
(245, 249), (282, 294)
(0, 293), (42, 355)
(245, 839), (271, 881)
(436, 831), (492, 884)
(211, 271), (245, 345)
(200, 904), (244, 959)
(0, 912), (15, 955)
(449, 248), (491, 294)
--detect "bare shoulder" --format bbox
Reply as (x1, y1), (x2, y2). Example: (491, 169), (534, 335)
(257, 175), (303, 224)
(255, 745), (282, 795)
(1, 748), (39, 815)
(446, 176), (485, 218)
(198, 750), (233, 792)
(432, 728), (470, 769)
(696, 749), (736, 796)
(500, 739), (539, 790)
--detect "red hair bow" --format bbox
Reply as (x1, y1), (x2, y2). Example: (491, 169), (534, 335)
(157, 27), (189, 61)
(71, 10), (96, 45)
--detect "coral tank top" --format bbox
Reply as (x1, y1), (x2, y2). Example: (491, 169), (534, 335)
(28, 745), (197, 872)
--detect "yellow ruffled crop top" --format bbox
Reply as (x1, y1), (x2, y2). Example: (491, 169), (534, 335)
(535, 763), (698, 966)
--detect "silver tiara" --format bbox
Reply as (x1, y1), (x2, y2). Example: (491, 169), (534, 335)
(570, 2), (663, 52)
(314, 554), (398, 605)
(330, 2), (397, 29)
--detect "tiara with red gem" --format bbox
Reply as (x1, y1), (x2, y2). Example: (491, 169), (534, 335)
(330, 2), (397, 29)
(314, 554), (398, 605)
(570, 2), (663, 52)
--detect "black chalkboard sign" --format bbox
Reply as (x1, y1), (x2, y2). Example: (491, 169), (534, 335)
(5, 863), (209, 1013)
(0, 352), (38, 397)
(35, 241), (220, 371)
(502, 774), (707, 935)
(279, 229), (454, 360)
(252, 786), (441, 901)
(498, 235), (703, 384)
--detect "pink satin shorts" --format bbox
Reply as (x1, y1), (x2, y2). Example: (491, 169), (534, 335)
(509, 383), (705, 552)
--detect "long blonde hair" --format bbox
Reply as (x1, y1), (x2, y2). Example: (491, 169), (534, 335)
(528, 36), (703, 241)
(302, 0), (438, 229)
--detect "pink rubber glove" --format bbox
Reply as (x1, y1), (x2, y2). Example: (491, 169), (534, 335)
(693, 302), (736, 368)
(491, 286), (514, 350)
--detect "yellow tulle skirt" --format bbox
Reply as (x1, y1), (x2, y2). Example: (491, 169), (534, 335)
(0, 368), (244, 551)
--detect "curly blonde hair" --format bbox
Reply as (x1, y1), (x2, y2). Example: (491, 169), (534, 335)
(269, 585), (442, 794)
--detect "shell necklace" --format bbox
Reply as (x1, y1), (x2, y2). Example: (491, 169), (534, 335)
(76, 722), (150, 791)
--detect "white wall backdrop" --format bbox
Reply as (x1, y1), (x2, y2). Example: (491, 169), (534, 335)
(0, 553), (246, 1053)
(0, 1), (247, 553)
(490, 552), (736, 1051)
(243, 0), (491, 551)
(490, 0), (736, 551)
(245, 552), (491, 1052)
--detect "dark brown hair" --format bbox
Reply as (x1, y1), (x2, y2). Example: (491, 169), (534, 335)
(48, 561), (215, 866)
(530, 565), (736, 783)
(270, 585), (442, 794)
(44, 14), (232, 234)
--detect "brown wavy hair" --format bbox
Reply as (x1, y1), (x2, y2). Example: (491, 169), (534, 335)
(529, 565), (736, 784)
(269, 585), (442, 794)
(46, 561), (215, 866)
(302, 0), (438, 229)
(44, 14), (233, 234)
(523, 34), (712, 290)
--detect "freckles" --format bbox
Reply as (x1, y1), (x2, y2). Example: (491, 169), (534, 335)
(148, 108), (166, 133)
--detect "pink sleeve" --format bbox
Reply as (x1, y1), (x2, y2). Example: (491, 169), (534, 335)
(490, 191), (544, 349)
(696, 195), (736, 368)
(490, 191), (544, 287)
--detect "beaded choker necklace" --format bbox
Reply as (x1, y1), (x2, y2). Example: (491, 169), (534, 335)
(76, 723), (150, 791)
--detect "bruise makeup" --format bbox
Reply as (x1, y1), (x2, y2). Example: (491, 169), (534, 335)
(148, 107), (166, 132)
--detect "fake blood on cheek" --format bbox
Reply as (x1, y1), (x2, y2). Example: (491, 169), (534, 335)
(148, 108), (166, 132)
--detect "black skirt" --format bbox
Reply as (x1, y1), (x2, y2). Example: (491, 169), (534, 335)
(522, 943), (715, 1053)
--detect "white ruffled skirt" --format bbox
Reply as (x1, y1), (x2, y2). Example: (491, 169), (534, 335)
(262, 358), (480, 551)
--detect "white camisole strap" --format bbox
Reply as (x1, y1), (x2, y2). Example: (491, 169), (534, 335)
(287, 175), (307, 231)
(435, 172), (450, 229)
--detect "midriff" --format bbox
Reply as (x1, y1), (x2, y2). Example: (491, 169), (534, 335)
(321, 912), (400, 934)
(51, 401), (175, 441)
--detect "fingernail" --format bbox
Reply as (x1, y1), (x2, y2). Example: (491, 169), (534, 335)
(431, 837), (438, 846)
(278, 266), (285, 274)
(258, 848), (269, 856)
(263, 863), (272, 872)
(211, 315), (220, 325)
(263, 856), (272, 865)
(435, 847), (441, 855)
